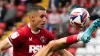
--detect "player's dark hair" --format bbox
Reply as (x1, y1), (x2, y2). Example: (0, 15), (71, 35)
(28, 5), (45, 13)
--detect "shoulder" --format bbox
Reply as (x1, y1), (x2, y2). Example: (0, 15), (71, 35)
(16, 25), (30, 36)
(41, 28), (50, 33)
(41, 28), (55, 40)
(9, 25), (29, 40)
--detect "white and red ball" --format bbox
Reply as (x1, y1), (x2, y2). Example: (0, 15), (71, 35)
(69, 8), (90, 28)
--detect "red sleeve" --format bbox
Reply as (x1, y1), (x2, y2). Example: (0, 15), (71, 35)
(66, 34), (78, 44)
(7, 29), (25, 47)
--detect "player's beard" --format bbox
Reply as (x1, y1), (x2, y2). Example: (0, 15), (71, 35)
(36, 27), (42, 31)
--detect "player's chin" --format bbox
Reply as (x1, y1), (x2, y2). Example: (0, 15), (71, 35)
(39, 25), (44, 29)
(37, 27), (42, 30)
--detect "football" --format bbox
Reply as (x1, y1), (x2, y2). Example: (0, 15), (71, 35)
(69, 8), (90, 28)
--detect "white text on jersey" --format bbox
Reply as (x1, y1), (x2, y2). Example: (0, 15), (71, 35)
(29, 45), (44, 53)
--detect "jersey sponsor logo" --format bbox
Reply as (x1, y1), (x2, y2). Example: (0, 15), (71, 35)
(29, 45), (44, 54)
(40, 36), (46, 43)
(11, 32), (19, 39)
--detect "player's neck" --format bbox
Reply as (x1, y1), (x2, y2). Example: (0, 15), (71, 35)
(28, 23), (40, 34)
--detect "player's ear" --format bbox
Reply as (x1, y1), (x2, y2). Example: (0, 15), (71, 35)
(29, 15), (35, 21)
(27, 12), (35, 21)
(31, 16), (35, 21)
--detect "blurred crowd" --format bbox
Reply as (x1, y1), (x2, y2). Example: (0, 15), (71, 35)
(0, 0), (100, 56)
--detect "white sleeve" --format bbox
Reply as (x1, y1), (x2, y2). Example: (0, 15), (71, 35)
(6, 38), (13, 46)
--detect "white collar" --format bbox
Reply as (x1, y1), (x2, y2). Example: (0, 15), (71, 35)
(28, 24), (40, 34)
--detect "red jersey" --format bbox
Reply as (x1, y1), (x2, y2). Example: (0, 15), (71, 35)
(6, 25), (54, 56)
